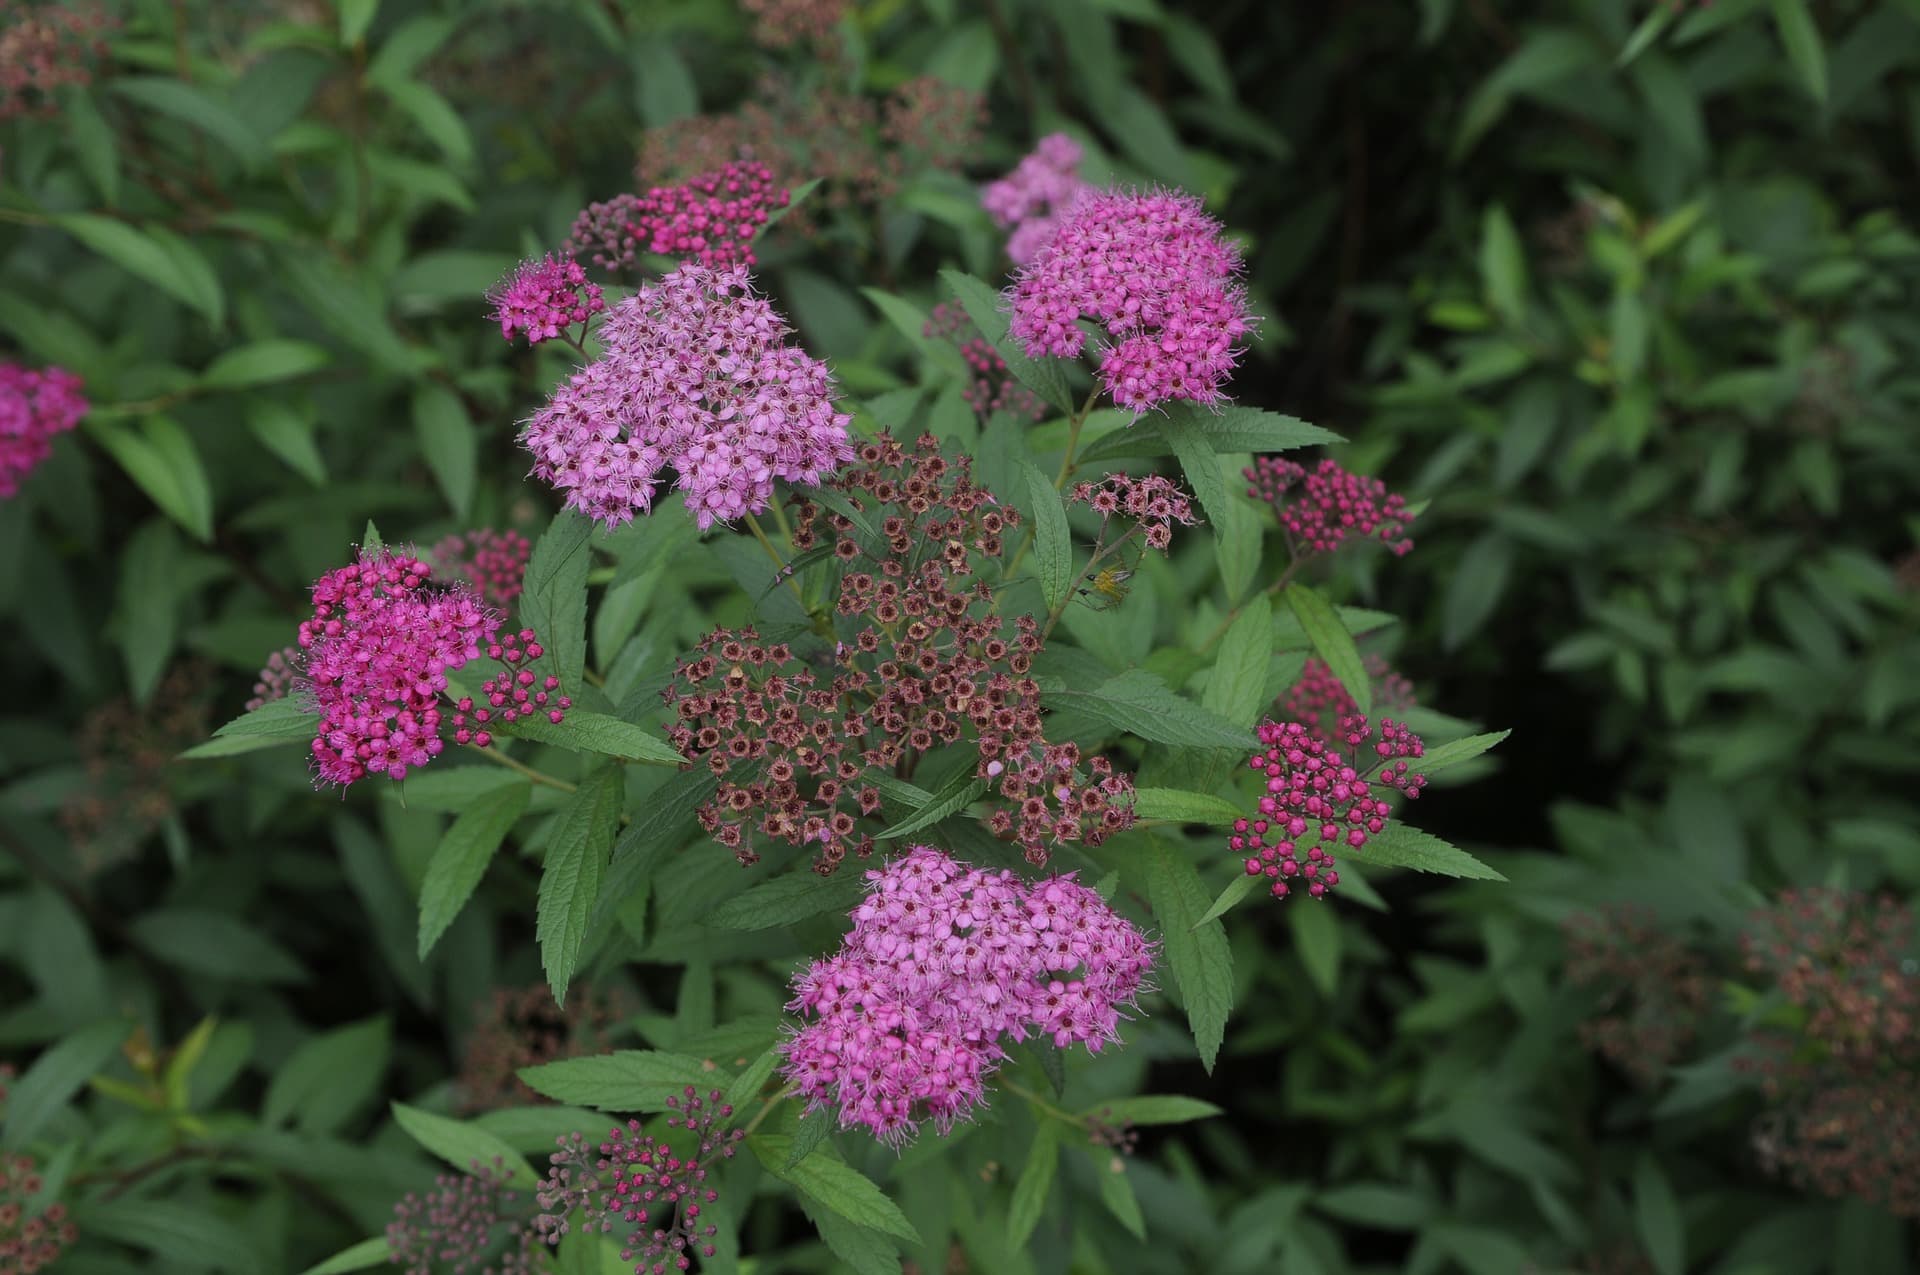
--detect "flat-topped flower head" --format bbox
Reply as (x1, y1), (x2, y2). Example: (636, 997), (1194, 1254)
(1007, 187), (1255, 413)
(491, 253), (604, 345)
(781, 846), (1155, 1145)
(982, 132), (1088, 265)
(1247, 456), (1415, 557)
(625, 159), (790, 269)
(0, 362), (87, 499)
(520, 263), (854, 530)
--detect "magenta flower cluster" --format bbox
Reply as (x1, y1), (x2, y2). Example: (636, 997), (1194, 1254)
(491, 254), (605, 345)
(1246, 456), (1415, 557)
(781, 845), (1155, 1145)
(294, 548), (563, 786)
(520, 263), (854, 529)
(1281, 655), (1417, 753)
(981, 132), (1088, 266)
(1007, 187), (1255, 413)
(433, 526), (533, 609)
(0, 362), (87, 499)
(627, 160), (789, 269)
(1233, 716), (1426, 900)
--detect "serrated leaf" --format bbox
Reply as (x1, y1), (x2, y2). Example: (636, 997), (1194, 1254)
(1083, 1095), (1223, 1126)
(263, 1017), (390, 1134)
(752, 1135), (922, 1243)
(523, 510), (594, 692)
(876, 765), (987, 841)
(1048, 669), (1259, 749)
(297, 1236), (392, 1275)
(724, 1046), (779, 1110)
(412, 383), (476, 517)
(796, 1191), (902, 1275)
(787, 1107), (833, 1168)
(1361, 824), (1506, 881)
(1077, 404), (1341, 464)
(1008, 1120), (1062, 1247)
(87, 416), (214, 542)
(1131, 788), (1243, 826)
(1418, 729), (1510, 776)
(1203, 595), (1273, 727)
(707, 870), (865, 931)
(939, 268), (1075, 413)
(1022, 459), (1074, 614)
(390, 1101), (536, 1184)
(537, 764), (623, 1005)
(518, 1050), (714, 1110)
(418, 783), (530, 957)
(1284, 583), (1371, 715)
(1147, 837), (1233, 1072)
(1193, 872), (1260, 928)
(1, 1018), (132, 1149)
(501, 709), (681, 764)
(1158, 410), (1230, 542)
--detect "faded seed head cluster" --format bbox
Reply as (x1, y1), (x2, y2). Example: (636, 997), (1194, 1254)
(1246, 456), (1415, 558)
(781, 846), (1155, 1144)
(981, 133), (1089, 266)
(0, 0), (115, 120)
(60, 662), (211, 875)
(739, 0), (846, 50)
(456, 983), (627, 1114)
(0, 362), (87, 498)
(1561, 905), (1712, 1086)
(1067, 473), (1199, 553)
(0, 1066), (78, 1274)
(520, 263), (853, 530)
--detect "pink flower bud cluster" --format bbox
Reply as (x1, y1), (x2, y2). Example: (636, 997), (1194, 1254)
(490, 254), (605, 345)
(1562, 906), (1711, 1086)
(0, 0), (115, 121)
(433, 527), (533, 610)
(246, 645), (300, 712)
(0, 362), (87, 499)
(535, 1092), (743, 1274)
(739, 0), (846, 50)
(293, 548), (565, 785)
(0, 1067), (78, 1274)
(981, 133), (1089, 266)
(450, 628), (572, 746)
(520, 263), (854, 530)
(1067, 473), (1200, 552)
(1007, 187), (1255, 413)
(1246, 456), (1414, 557)
(1233, 716), (1426, 900)
(921, 300), (1043, 422)
(624, 161), (790, 269)
(386, 1159), (541, 1275)
(781, 846), (1155, 1145)
(1280, 655), (1417, 753)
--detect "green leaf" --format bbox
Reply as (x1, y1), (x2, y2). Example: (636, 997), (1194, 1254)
(1158, 410), (1232, 542)
(631, 38), (698, 127)
(1479, 206), (1528, 325)
(361, 520), (385, 554)
(523, 510), (594, 693)
(1131, 788), (1243, 826)
(939, 268), (1075, 414)
(1203, 596), (1273, 728)
(245, 399), (327, 484)
(77, 1200), (261, 1273)
(200, 339), (330, 390)
(86, 416), (215, 542)
(1, 1018), (132, 1149)
(185, 697), (317, 756)
(796, 1193), (902, 1275)
(1291, 899), (1340, 998)
(63, 86), (120, 204)
(1771, 0), (1827, 103)
(1284, 583), (1371, 716)
(390, 1101), (537, 1184)
(339, 0), (379, 43)
(56, 213), (225, 324)
(707, 870), (865, 931)
(418, 783), (530, 958)
(1008, 1120), (1063, 1247)
(1361, 824), (1506, 881)
(752, 1135), (922, 1243)
(1418, 729), (1510, 776)
(1083, 1095), (1224, 1126)
(1049, 669), (1260, 749)
(788, 1107), (833, 1168)
(1441, 533), (1513, 651)
(1022, 460), (1074, 615)
(724, 1045), (778, 1111)
(860, 287), (969, 380)
(131, 909), (307, 982)
(411, 383), (475, 517)
(518, 1050), (713, 1110)
(1091, 1152), (1146, 1239)
(119, 519), (179, 702)
(1193, 872), (1260, 928)
(110, 76), (268, 169)
(538, 764), (623, 1005)
(1616, 4), (1675, 66)
(381, 79), (472, 165)
(1147, 837), (1233, 1072)
(1634, 1153), (1685, 1275)
(1077, 403), (1341, 464)
(263, 1017), (390, 1134)
(297, 1236), (392, 1275)
(498, 710), (682, 764)
(876, 766), (987, 841)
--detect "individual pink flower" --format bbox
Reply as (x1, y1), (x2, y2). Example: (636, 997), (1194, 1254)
(519, 263), (854, 530)
(0, 362), (87, 499)
(1246, 456), (1415, 557)
(1232, 716), (1426, 900)
(781, 846), (1154, 1144)
(1006, 187), (1255, 413)
(432, 527), (532, 610)
(490, 254), (604, 345)
(982, 133), (1088, 266)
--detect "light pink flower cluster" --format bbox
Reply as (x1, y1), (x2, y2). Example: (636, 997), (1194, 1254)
(520, 263), (854, 529)
(1233, 716), (1426, 900)
(626, 161), (789, 269)
(922, 300), (1043, 422)
(981, 133), (1088, 266)
(782, 846), (1155, 1144)
(1281, 655), (1417, 752)
(1007, 187), (1254, 413)
(293, 548), (565, 786)
(433, 527), (532, 610)
(1068, 473), (1199, 552)
(490, 254), (604, 345)
(0, 362), (87, 499)
(1246, 456), (1415, 557)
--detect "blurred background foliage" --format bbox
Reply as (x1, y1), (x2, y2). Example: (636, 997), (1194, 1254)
(2, 0), (1918, 1271)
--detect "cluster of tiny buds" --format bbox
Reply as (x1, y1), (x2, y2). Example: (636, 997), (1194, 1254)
(922, 301), (1044, 422)
(386, 1158), (539, 1275)
(451, 629), (571, 747)
(534, 1091), (742, 1274)
(1280, 655), (1417, 753)
(1234, 716), (1425, 900)
(1246, 456), (1414, 558)
(624, 160), (790, 269)
(0, 1067), (77, 1274)
(1085, 1107), (1140, 1156)
(433, 528), (533, 610)
(1067, 473), (1200, 552)
(246, 645), (299, 712)
(0, 0), (116, 121)
(491, 253), (604, 345)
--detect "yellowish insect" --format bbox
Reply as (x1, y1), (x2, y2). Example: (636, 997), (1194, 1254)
(1079, 567), (1134, 610)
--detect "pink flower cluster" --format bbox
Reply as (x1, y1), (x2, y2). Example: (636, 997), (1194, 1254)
(433, 527), (532, 610)
(246, 645), (299, 711)
(0, 362), (87, 498)
(782, 846), (1155, 1144)
(386, 1160), (540, 1275)
(520, 263), (854, 529)
(1246, 456), (1414, 557)
(0, 0), (115, 121)
(451, 627), (570, 748)
(1068, 473), (1199, 552)
(1, 1066), (77, 1274)
(1007, 187), (1254, 413)
(490, 254), (605, 345)
(1280, 655), (1417, 752)
(1233, 716), (1426, 900)
(293, 548), (564, 785)
(981, 133), (1089, 266)
(922, 300), (1043, 422)
(626, 161), (789, 269)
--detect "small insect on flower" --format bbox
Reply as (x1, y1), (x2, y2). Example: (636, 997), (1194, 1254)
(1078, 567), (1134, 609)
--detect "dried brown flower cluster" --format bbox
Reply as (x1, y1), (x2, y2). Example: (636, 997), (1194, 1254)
(1561, 906), (1712, 1086)
(0, 1066), (78, 1273)
(664, 434), (1134, 871)
(738, 0), (846, 50)
(456, 983), (627, 1113)
(0, 0), (115, 121)
(58, 663), (211, 875)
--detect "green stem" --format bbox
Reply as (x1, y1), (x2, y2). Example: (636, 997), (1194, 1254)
(1002, 384), (1105, 592)
(745, 512), (809, 609)
(1195, 550), (1304, 655)
(1001, 1080), (1085, 1128)
(739, 1082), (799, 1139)
(466, 743), (578, 793)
